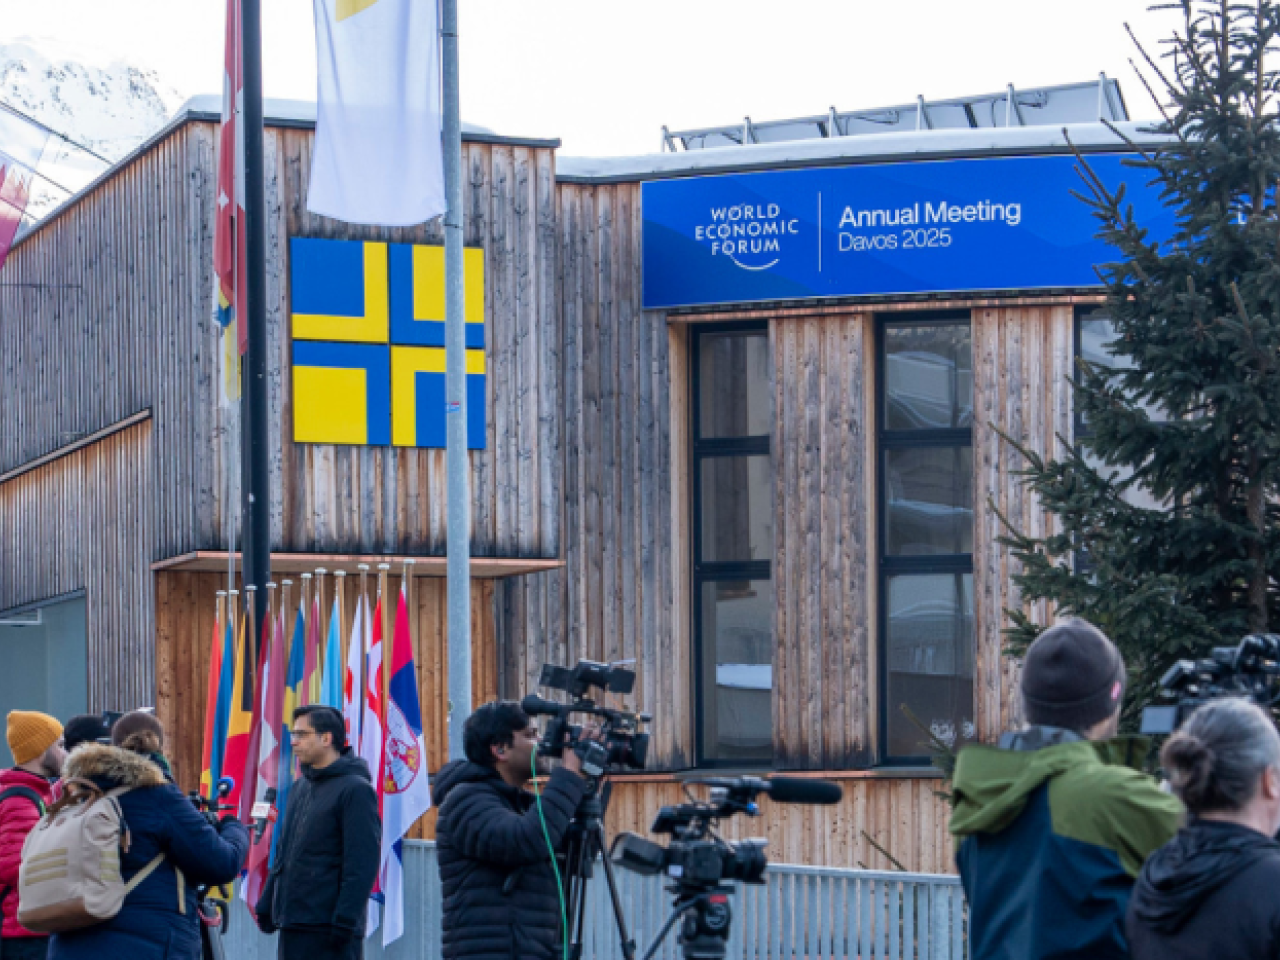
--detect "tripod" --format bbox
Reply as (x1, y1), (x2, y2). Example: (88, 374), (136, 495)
(643, 885), (734, 960)
(562, 779), (638, 960)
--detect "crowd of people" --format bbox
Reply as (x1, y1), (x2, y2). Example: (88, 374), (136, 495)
(4, 618), (1280, 960)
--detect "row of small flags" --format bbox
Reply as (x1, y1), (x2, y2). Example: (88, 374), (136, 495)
(198, 569), (430, 946)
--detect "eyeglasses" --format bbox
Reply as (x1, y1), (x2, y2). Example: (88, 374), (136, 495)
(289, 729), (315, 741)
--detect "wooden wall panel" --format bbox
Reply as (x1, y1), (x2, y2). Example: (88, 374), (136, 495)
(496, 181), (690, 768)
(972, 305), (1074, 740)
(183, 125), (564, 560)
(155, 568), (499, 839)
(602, 776), (952, 874)
(772, 316), (873, 769)
(0, 420), (155, 710)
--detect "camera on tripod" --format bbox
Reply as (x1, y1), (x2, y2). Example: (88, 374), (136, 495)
(612, 776), (843, 960)
(1140, 633), (1280, 735)
(521, 659), (652, 777)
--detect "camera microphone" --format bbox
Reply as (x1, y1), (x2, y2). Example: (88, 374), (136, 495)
(764, 777), (843, 805)
(251, 787), (278, 844)
(520, 694), (565, 716)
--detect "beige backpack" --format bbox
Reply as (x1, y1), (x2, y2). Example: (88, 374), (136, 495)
(16, 777), (167, 933)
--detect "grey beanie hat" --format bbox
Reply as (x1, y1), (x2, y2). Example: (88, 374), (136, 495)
(1021, 619), (1126, 731)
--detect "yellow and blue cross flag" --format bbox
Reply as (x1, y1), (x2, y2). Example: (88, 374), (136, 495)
(289, 237), (486, 448)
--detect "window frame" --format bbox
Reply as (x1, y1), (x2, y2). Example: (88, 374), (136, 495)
(876, 311), (975, 766)
(690, 321), (773, 768)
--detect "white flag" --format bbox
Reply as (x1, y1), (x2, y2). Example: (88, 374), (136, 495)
(308, 0), (445, 226)
(342, 596), (366, 748)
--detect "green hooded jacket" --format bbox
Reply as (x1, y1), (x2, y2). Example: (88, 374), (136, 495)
(951, 736), (1183, 959)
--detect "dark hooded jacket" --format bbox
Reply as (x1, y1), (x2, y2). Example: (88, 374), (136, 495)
(1127, 818), (1280, 960)
(47, 744), (249, 960)
(256, 748), (381, 938)
(433, 760), (588, 960)
(950, 732), (1183, 960)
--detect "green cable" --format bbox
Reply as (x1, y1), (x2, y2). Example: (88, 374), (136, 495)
(532, 744), (570, 960)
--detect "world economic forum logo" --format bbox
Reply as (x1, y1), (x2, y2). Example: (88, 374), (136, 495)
(693, 202), (800, 272)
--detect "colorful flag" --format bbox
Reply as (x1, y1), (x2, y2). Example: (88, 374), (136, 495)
(0, 109), (48, 270)
(243, 605), (287, 911)
(343, 596), (367, 746)
(199, 612), (226, 798)
(378, 585), (430, 945)
(239, 610), (273, 823)
(221, 613), (253, 812)
(359, 594), (385, 938)
(320, 596), (343, 709)
(275, 600), (308, 859)
(308, 0), (444, 226)
(303, 590), (321, 705)
(213, 0), (248, 383)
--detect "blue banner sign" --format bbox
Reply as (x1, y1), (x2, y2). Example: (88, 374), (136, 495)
(641, 154), (1175, 309)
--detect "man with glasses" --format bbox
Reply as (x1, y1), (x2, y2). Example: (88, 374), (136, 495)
(255, 705), (380, 960)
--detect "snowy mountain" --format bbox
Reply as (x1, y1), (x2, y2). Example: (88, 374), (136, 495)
(0, 39), (185, 221)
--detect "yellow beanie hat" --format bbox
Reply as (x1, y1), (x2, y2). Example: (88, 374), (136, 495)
(7, 711), (63, 766)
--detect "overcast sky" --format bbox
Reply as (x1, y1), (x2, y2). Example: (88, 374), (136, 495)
(1, 0), (1186, 157)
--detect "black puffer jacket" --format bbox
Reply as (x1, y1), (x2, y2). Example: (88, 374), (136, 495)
(433, 761), (587, 960)
(1127, 818), (1280, 960)
(256, 749), (381, 937)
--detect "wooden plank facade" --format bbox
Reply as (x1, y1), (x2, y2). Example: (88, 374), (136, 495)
(0, 106), (1098, 869)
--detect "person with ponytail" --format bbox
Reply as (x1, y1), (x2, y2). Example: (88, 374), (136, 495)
(1127, 698), (1280, 960)
(48, 710), (249, 960)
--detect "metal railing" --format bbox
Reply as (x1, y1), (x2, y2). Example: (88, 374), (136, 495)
(222, 841), (966, 960)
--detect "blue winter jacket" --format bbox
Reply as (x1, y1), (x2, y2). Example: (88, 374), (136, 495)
(47, 744), (249, 960)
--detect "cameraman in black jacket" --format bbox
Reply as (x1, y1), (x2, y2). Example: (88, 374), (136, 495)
(433, 701), (593, 960)
(256, 705), (381, 960)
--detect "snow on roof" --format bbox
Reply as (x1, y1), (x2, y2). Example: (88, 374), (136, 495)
(555, 120), (1175, 183)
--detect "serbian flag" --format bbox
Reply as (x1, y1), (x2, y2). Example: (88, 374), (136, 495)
(320, 597), (343, 710)
(342, 596), (367, 746)
(221, 613), (253, 812)
(198, 613), (226, 798)
(274, 600), (308, 861)
(0, 108), (47, 270)
(213, 0), (248, 409)
(242, 605), (287, 911)
(239, 610), (273, 823)
(379, 585), (430, 946)
(308, 0), (444, 225)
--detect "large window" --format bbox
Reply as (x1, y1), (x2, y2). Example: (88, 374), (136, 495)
(878, 315), (975, 762)
(1076, 307), (1166, 512)
(692, 325), (773, 764)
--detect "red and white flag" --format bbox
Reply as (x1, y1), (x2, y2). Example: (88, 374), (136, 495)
(242, 605), (286, 912)
(342, 595), (367, 747)
(359, 594), (385, 937)
(214, 0), (248, 390)
(0, 109), (48, 270)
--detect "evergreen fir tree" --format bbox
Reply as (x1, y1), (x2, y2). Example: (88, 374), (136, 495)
(1002, 0), (1280, 709)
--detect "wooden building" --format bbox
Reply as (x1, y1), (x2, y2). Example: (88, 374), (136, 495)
(0, 84), (1170, 872)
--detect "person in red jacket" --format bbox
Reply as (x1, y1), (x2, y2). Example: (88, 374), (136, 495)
(1, 711), (66, 960)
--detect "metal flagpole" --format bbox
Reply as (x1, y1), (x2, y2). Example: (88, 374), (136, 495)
(442, 0), (472, 761)
(241, 0), (272, 650)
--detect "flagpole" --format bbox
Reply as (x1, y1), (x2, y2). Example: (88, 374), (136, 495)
(240, 0), (272, 651)
(441, 0), (472, 763)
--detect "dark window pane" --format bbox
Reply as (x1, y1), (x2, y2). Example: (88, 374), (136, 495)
(885, 324), (973, 430)
(885, 447), (973, 555)
(700, 455), (773, 562)
(885, 573), (975, 758)
(699, 332), (772, 438)
(700, 579), (773, 761)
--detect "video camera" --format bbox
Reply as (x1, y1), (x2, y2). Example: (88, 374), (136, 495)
(1140, 633), (1280, 735)
(521, 659), (652, 777)
(612, 776), (842, 960)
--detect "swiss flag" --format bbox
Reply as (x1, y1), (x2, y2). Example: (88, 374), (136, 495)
(214, 0), (248, 355)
